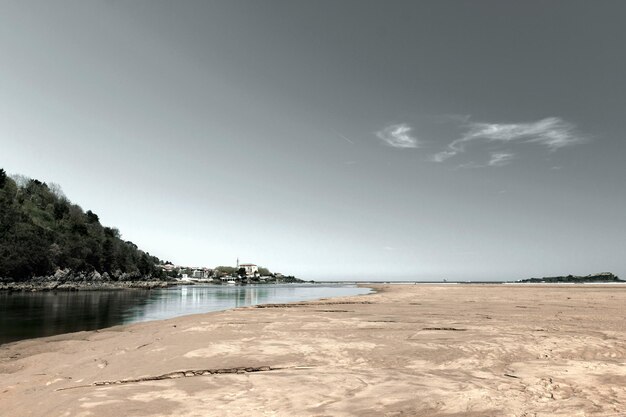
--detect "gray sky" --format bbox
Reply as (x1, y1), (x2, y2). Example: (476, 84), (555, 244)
(1, 0), (625, 281)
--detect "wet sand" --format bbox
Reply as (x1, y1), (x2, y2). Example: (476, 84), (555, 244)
(1, 284), (625, 417)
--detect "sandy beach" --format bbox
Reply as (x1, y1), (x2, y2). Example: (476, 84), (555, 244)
(1, 284), (625, 417)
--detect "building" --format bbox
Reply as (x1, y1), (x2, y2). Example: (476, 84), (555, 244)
(191, 269), (210, 279)
(239, 263), (259, 277)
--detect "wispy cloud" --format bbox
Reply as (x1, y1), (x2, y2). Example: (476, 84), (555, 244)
(467, 117), (585, 149)
(488, 152), (515, 167)
(431, 150), (456, 163)
(455, 151), (516, 169)
(376, 123), (419, 148)
(331, 129), (355, 145)
(432, 117), (586, 163)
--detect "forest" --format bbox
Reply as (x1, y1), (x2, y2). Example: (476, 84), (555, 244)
(0, 169), (165, 281)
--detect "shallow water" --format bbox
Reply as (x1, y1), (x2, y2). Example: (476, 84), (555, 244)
(0, 284), (370, 345)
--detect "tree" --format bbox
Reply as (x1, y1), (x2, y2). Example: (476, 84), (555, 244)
(48, 182), (65, 199)
(102, 238), (116, 273)
(0, 169), (6, 188)
(215, 266), (236, 276)
(53, 200), (70, 220)
(10, 174), (29, 188)
(0, 222), (52, 279)
(104, 227), (120, 239)
(86, 210), (99, 223)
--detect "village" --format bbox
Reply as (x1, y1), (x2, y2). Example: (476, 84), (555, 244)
(159, 259), (304, 285)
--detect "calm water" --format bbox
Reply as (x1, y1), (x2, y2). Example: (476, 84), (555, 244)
(0, 284), (370, 345)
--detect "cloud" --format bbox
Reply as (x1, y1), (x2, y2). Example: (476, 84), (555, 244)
(331, 129), (355, 145)
(488, 152), (515, 167)
(337, 133), (355, 144)
(466, 117), (584, 149)
(376, 123), (419, 148)
(430, 150), (456, 163)
(432, 117), (586, 163)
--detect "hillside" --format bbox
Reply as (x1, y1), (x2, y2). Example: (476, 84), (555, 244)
(0, 169), (165, 282)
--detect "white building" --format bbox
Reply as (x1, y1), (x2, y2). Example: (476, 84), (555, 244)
(239, 263), (259, 277)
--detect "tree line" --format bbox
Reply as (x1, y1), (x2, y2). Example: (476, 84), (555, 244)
(0, 169), (165, 281)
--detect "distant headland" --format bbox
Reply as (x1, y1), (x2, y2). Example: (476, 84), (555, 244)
(517, 272), (623, 283)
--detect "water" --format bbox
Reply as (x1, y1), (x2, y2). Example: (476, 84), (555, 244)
(0, 284), (370, 345)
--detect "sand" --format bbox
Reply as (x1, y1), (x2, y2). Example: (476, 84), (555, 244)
(1, 284), (625, 417)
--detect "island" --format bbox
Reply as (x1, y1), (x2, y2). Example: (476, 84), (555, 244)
(517, 272), (623, 283)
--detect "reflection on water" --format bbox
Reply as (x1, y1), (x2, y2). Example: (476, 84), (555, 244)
(0, 284), (370, 345)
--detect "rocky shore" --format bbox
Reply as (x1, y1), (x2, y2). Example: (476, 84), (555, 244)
(0, 269), (174, 291)
(0, 280), (173, 291)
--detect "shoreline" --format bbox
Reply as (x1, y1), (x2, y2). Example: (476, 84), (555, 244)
(0, 279), (313, 292)
(3, 279), (624, 292)
(2, 284), (625, 416)
(0, 284), (371, 347)
(0, 280), (175, 292)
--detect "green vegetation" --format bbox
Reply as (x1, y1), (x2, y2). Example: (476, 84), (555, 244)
(518, 272), (622, 283)
(214, 266), (237, 276)
(0, 169), (165, 282)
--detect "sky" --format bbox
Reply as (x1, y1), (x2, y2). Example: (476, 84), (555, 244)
(1, 0), (625, 281)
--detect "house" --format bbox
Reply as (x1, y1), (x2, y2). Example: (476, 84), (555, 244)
(239, 263), (259, 277)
